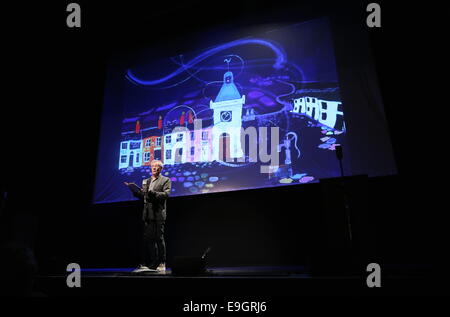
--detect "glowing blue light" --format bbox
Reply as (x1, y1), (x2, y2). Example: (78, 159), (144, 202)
(126, 38), (287, 86)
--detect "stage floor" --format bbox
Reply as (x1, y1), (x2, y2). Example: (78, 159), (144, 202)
(77, 265), (310, 277)
(34, 265), (443, 296)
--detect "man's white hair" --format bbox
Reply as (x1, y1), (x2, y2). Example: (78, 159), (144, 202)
(151, 160), (164, 169)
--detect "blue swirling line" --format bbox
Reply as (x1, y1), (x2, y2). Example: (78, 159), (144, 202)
(126, 38), (287, 86)
(134, 56), (204, 90)
(202, 81), (224, 100)
(174, 54), (245, 85)
(134, 54), (246, 90)
(274, 79), (297, 108)
(174, 54), (210, 85)
(168, 58), (277, 73)
(170, 58), (296, 73)
(129, 57), (302, 91)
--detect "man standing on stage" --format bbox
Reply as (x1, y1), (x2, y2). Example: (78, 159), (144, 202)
(125, 160), (171, 273)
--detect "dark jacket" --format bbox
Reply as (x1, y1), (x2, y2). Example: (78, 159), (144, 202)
(133, 175), (171, 222)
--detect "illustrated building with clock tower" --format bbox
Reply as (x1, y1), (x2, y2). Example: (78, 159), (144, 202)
(209, 70), (245, 161)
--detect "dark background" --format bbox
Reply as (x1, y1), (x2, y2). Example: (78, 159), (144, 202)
(0, 0), (446, 284)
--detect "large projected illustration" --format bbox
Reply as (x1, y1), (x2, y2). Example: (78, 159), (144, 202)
(94, 18), (347, 203)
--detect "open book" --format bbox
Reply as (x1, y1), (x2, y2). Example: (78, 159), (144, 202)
(126, 182), (142, 194)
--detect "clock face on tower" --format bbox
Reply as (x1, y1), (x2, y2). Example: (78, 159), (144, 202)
(220, 111), (232, 122)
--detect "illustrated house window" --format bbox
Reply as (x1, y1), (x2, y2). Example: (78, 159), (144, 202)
(177, 133), (183, 142)
(312, 98), (315, 103)
(321, 102), (327, 110)
(190, 146), (195, 156)
(202, 131), (208, 140)
(220, 111), (232, 122)
(190, 131), (195, 140)
(121, 143), (128, 150)
(201, 146), (208, 159)
(136, 154), (140, 163)
(322, 113), (327, 120)
(130, 142), (141, 150)
(156, 137), (161, 146)
(175, 148), (183, 164)
(120, 155), (127, 163)
(307, 98), (310, 102)
(145, 139), (151, 147)
(166, 150), (172, 160)
(165, 135), (172, 144)
(144, 152), (150, 162)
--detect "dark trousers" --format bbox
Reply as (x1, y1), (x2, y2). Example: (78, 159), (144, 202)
(141, 220), (166, 268)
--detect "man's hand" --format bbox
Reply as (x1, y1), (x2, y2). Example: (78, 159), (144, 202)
(124, 182), (130, 186)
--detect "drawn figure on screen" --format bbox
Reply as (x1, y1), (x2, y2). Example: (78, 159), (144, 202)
(276, 132), (300, 177)
(180, 111), (185, 126)
(135, 120), (141, 134)
(278, 132), (300, 165)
